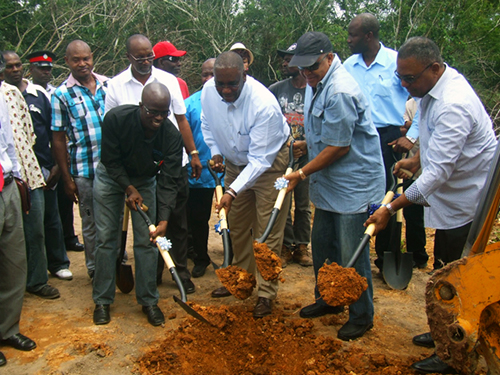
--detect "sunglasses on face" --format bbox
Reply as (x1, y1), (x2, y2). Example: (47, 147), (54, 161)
(298, 54), (328, 72)
(143, 104), (170, 118)
(395, 62), (434, 84)
(163, 56), (180, 63)
(129, 53), (155, 64)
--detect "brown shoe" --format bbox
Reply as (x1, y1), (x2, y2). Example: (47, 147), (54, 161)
(281, 245), (293, 268)
(211, 286), (231, 298)
(293, 244), (313, 267)
(253, 297), (272, 318)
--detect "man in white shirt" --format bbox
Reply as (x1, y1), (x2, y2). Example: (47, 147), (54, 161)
(201, 51), (290, 318)
(105, 34), (200, 293)
(365, 36), (497, 375)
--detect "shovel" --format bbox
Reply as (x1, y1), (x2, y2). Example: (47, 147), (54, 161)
(382, 177), (413, 290)
(207, 161), (231, 269)
(135, 203), (213, 326)
(255, 139), (295, 244)
(116, 204), (134, 294)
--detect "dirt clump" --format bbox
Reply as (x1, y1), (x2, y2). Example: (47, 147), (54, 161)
(215, 265), (256, 299)
(136, 305), (421, 375)
(317, 262), (368, 306)
(253, 240), (283, 281)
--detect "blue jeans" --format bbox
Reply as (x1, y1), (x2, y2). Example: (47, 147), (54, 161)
(74, 176), (96, 274)
(92, 163), (159, 306)
(44, 188), (70, 274)
(24, 188), (49, 292)
(311, 208), (374, 325)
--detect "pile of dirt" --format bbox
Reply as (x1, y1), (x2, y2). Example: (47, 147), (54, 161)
(136, 305), (421, 375)
(317, 262), (368, 307)
(253, 241), (283, 281)
(215, 265), (256, 299)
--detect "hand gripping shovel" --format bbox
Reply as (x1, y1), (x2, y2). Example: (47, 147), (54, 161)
(135, 203), (213, 326)
(382, 178), (413, 290)
(207, 161), (232, 269)
(116, 204), (134, 294)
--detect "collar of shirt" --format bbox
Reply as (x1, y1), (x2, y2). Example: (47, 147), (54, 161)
(66, 72), (108, 88)
(352, 42), (391, 69)
(25, 79), (43, 97)
(424, 63), (450, 101)
(316, 54), (342, 92)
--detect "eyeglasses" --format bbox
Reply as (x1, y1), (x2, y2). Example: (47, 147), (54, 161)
(129, 52), (155, 64)
(142, 104), (170, 118)
(298, 54), (328, 72)
(162, 56), (180, 63)
(395, 63), (434, 84)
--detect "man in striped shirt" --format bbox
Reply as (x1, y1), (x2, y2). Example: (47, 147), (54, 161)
(51, 40), (108, 279)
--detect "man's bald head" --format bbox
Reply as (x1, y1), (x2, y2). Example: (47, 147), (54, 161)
(66, 40), (91, 57)
(142, 82), (171, 106)
(65, 40), (94, 82)
(140, 82), (171, 134)
(126, 34), (151, 53)
(201, 58), (216, 85)
(352, 13), (380, 39)
(2, 51), (24, 87)
(215, 52), (244, 75)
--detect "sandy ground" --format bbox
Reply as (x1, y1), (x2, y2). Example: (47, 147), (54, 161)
(0, 205), (488, 374)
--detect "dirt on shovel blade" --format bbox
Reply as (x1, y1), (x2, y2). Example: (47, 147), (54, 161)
(253, 240), (283, 281)
(317, 262), (368, 307)
(215, 265), (256, 300)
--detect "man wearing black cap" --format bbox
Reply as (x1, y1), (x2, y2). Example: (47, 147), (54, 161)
(268, 43), (312, 268)
(285, 32), (384, 341)
(26, 50), (56, 97)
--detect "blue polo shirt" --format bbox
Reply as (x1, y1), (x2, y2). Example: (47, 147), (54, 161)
(344, 43), (409, 128)
(304, 56), (385, 214)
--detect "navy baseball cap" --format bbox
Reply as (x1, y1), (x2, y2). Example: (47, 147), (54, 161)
(288, 32), (332, 67)
(277, 43), (297, 57)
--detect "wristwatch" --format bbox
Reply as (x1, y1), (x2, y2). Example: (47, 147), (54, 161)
(406, 135), (417, 144)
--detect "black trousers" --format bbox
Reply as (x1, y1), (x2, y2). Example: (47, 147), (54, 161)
(433, 222), (472, 270)
(403, 179), (428, 266)
(157, 166), (190, 281)
(57, 178), (79, 246)
(374, 125), (402, 270)
(187, 187), (215, 267)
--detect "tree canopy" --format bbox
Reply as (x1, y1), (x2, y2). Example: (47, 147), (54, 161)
(1, 0), (499, 129)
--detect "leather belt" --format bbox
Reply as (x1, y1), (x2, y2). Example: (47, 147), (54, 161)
(3, 172), (14, 186)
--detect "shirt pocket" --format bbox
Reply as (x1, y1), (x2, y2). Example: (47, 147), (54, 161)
(310, 106), (324, 136)
(67, 97), (88, 120)
(371, 74), (396, 98)
(235, 131), (250, 151)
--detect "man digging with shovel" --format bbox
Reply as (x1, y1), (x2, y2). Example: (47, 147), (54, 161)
(285, 32), (384, 341)
(92, 83), (183, 326)
(201, 51), (290, 318)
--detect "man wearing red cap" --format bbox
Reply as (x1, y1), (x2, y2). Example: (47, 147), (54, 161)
(153, 41), (189, 99)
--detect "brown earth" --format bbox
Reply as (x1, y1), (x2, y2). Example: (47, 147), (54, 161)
(317, 262), (368, 307)
(1, 207), (491, 375)
(253, 241), (283, 281)
(215, 265), (256, 300)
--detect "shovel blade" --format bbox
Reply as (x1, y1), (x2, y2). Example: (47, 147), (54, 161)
(382, 251), (413, 290)
(116, 264), (134, 294)
(173, 295), (215, 327)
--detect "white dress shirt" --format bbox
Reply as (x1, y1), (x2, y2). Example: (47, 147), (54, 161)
(105, 66), (188, 166)
(201, 75), (289, 193)
(411, 65), (497, 229)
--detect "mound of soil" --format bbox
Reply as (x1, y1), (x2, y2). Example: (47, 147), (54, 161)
(317, 262), (368, 307)
(215, 265), (256, 300)
(253, 241), (283, 281)
(136, 305), (421, 375)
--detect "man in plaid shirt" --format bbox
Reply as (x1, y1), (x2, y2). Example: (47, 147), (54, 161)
(51, 40), (108, 279)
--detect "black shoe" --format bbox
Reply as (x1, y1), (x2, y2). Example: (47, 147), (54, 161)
(411, 354), (458, 374)
(142, 305), (165, 326)
(93, 304), (110, 325)
(253, 297), (272, 318)
(1, 333), (36, 351)
(299, 303), (344, 318)
(413, 332), (435, 348)
(0, 351), (5, 366)
(211, 286), (231, 298)
(28, 284), (60, 299)
(182, 279), (195, 294)
(66, 241), (84, 252)
(337, 321), (373, 341)
(192, 264), (208, 278)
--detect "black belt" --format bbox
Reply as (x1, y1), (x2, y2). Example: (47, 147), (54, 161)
(3, 172), (14, 186)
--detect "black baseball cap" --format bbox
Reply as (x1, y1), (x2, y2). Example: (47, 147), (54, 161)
(288, 32), (332, 67)
(277, 43), (297, 58)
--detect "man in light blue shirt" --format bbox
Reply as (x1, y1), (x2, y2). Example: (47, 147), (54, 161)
(287, 32), (385, 341)
(201, 52), (290, 318)
(344, 13), (413, 272)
